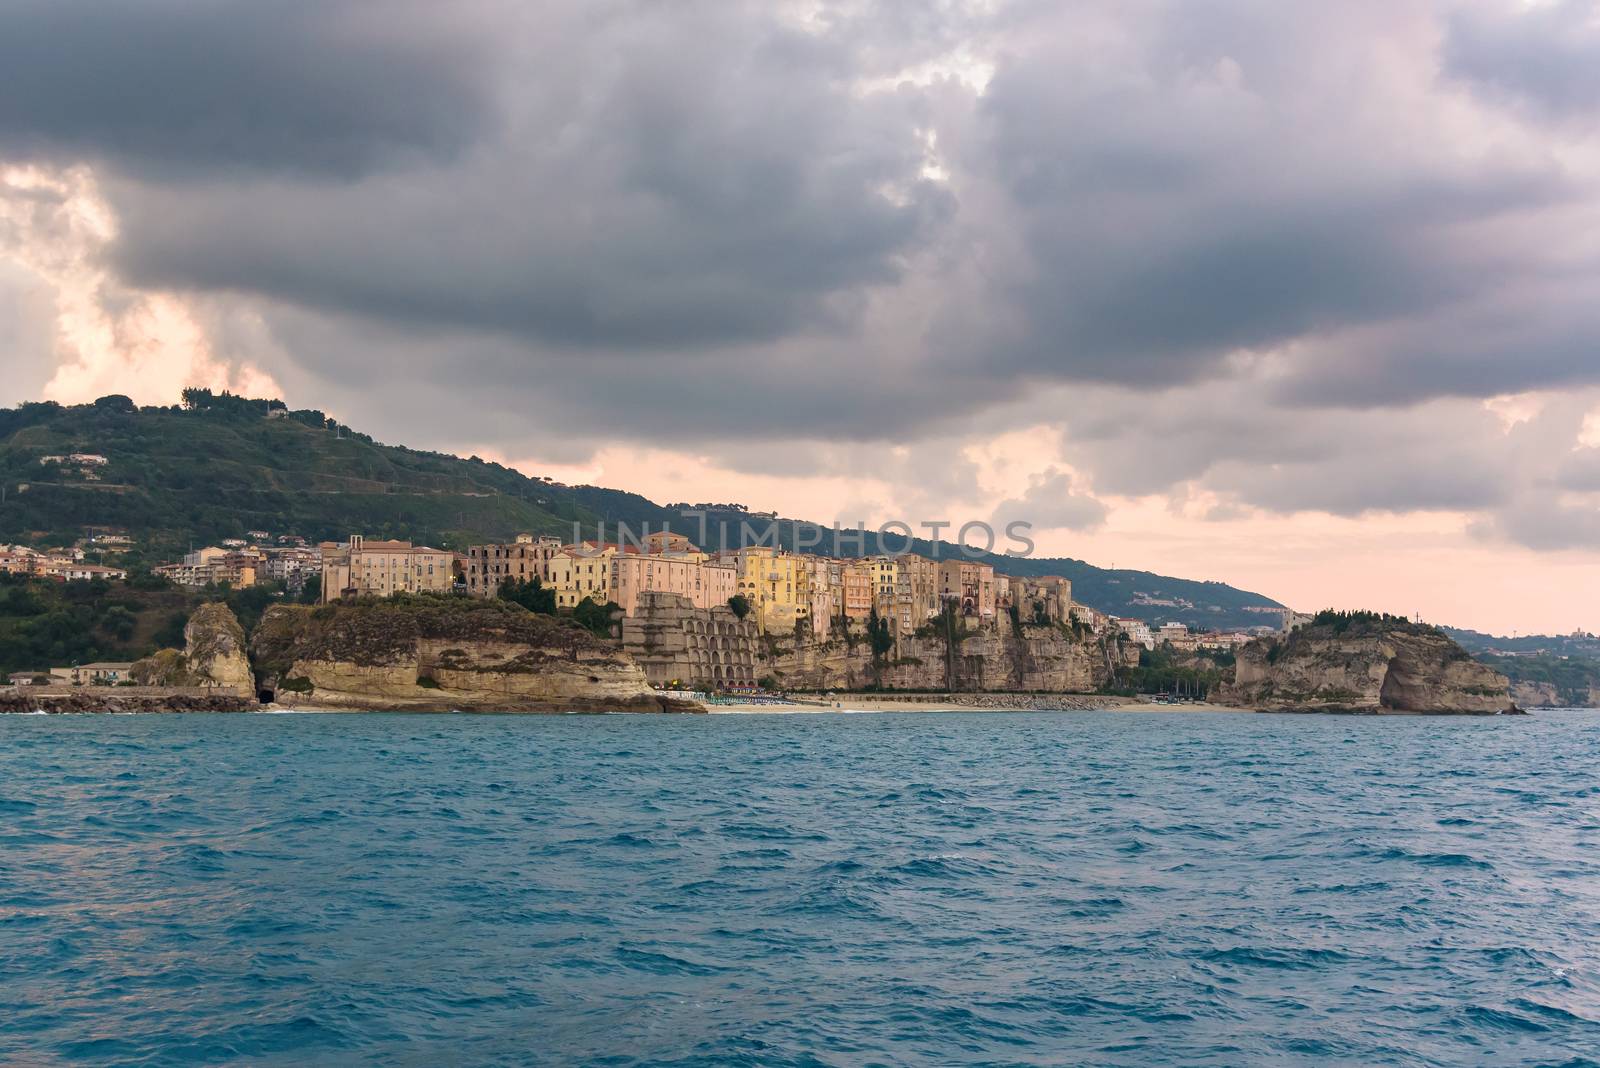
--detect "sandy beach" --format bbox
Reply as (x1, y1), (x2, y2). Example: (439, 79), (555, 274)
(706, 695), (1244, 715)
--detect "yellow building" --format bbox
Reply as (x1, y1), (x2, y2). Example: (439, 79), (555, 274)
(320, 535), (452, 602)
(735, 547), (812, 634)
(863, 556), (899, 620)
(547, 544), (620, 609)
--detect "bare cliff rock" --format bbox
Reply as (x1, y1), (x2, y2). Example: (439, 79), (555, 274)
(251, 596), (693, 712)
(1510, 680), (1600, 709)
(759, 618), (1120, 693)
(130, 602), (254, 696)
(1218, 615), (1514, 714)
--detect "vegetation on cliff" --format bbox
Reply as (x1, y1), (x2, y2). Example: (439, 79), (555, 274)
(250, 593), (621, 678)
(0, 571), (311, 677)
(496, 576), (556, 615)
(1478, 653), (1600, 708)
(1221, 614), (1511, 714)
(249, 592), (677, 712)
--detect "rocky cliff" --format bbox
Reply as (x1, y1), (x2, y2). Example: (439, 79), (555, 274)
(251, 596), (693, 712)
(130, 602), (255, 696)
(1218, 616), (1514, 714)
(758, 618), (1121, 693)
(1510, 680), (1600, 709)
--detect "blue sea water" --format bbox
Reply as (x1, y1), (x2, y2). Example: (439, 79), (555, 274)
(3, 710), (1600, 1066)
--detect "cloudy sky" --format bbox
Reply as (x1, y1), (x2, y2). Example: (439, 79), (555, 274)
(2, 0), (1598, 634)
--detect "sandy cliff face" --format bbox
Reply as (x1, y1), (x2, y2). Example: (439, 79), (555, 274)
(184, 603), (256, 692)
(1219, 620), (1512, 714)
(130, 602), (254, 696)
(251, 598), (691, 712)
(1510, 680), (1600, 708)
(760, 621), (1117, 693)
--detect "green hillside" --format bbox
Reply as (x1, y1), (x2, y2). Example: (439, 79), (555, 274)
(0, 392), (1285, 628)
(0, 392), (591, 561)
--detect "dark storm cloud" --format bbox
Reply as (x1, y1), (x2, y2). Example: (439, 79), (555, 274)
(0, 0), (492, 177)
(956, 0), (1579, 392)
(5, 0), (1600, 553)
(93, 2), (953, 350)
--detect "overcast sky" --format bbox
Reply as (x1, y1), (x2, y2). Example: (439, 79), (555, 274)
(2, 0), (1598, 634)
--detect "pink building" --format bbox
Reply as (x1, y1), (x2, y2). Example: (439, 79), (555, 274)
(938, 559), (997, 621)
(609, 554), (738, 617)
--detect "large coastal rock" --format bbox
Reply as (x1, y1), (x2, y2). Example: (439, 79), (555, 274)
(1218, 616), (1514, 714)
(252, 597), (690, 712)
(183, 602), (255, 692)
(130, 602), (254, 695)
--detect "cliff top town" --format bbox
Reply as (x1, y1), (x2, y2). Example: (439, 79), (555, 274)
(2, 523), (1534, 715)
(0, 395), (1588, 711)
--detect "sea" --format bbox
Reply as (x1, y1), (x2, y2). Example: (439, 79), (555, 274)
(3, 709), (1599, 1067)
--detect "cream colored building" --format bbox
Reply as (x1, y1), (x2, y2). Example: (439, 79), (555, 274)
(320, 536), (452, 602)
(156, 546), (260, 589)
(799, 555), (835, 637)
(893, 555), (940, 633)
(1115, 618), (1155, 649)
(548, 545), (620, 609)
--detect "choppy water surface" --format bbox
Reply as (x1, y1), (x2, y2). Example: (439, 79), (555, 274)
(4, 710), (1600, 1066)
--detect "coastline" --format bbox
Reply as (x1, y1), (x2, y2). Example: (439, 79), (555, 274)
(707, 694), (1244, 715)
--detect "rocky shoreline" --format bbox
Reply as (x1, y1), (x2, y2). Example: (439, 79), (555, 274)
(0, 691), (257, 714)
(2, 601), (1528, 719)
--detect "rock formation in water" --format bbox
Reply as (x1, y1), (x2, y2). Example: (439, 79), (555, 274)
(130, 602), (255, 695)
(1217, 614), (1515, 714)
(251, 596), (694, 712)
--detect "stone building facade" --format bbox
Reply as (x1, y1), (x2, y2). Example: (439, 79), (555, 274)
(464, 534), (561, 597)
(620, 592), (760, 690)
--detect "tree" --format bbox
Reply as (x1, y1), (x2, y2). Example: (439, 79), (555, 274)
(298, 574), (322, 604)
(869, 610), (894, 658)
(573, 597), (621, 638)
(180, 387), (214, 410)
(498, 576), (556, 615)
(727, 594), (751, 620)
(127, 568), (171, 592)
(93, 394), (136, 413)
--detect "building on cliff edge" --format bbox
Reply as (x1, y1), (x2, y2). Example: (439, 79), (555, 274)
(321, 535), (452, 602)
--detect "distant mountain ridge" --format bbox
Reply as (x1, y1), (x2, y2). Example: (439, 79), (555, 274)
(0, 394), (1285, 629)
